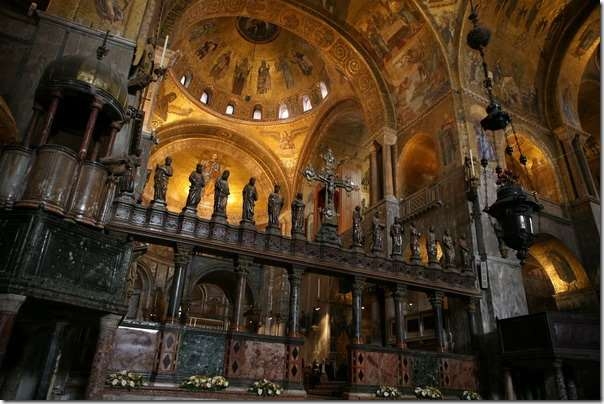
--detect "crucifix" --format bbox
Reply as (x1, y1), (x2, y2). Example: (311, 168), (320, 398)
(302, 147), (358, 246)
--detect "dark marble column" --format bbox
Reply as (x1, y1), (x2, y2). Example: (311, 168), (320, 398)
(466, 297), (479, 350)
(23, 103), (43, 148)
(553, 359), (568, 400)
(428, 291), (446, 352)
(231, 256), (252, 332)
(0, 294), (26, 368)
(35, 321), (67, 399)
(351, 277), (366, 344)
(287, 266), (304, 337)
(39, 91), (62, 145)
(85, 313), (122, 400)
(167, 244), (193, 323)
(79, 97), (104, 160)
(392, 284), (407, 349)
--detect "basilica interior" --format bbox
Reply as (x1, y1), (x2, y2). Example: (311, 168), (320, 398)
(0, 0), (600, 400)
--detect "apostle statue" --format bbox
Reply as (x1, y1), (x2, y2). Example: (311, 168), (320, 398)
(153, 156), (173, 203)
(390, 217), (403, 258)
(267, 184), (283, 230)
(212, 170), (230, 219)
(352, 206), (364, 248)
(181, 164), (205, 212)
(427, 226), (439, 266)
(291, 192), (305, 237)
(409, 222), (421, 262)
(371, 211), (385, 254)
(242, 177), (258, 224)
(441, 229), (456, 268)
(458, 234), (471, 272)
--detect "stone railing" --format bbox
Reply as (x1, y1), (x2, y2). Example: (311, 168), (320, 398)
(400, 183), (443, 221)
(107, 199), (480, 297)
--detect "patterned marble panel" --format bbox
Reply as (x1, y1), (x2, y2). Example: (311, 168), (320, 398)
(226, 338), (286, 381)
(110, 326), (160, 373)
(361, 351), (400, 386)
(439, 357), (478, 391)
(177, 330), (226, 376)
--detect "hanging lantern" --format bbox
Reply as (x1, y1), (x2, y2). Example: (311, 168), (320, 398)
(484, 170), (542, 260)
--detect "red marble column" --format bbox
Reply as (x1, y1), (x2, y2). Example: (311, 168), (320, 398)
(39, 91), (63, 145)
(0, 294), (26, 368)
(85, 313), (122, 400)
(105, 121), (123, 158)
(79, 98), (104, 160)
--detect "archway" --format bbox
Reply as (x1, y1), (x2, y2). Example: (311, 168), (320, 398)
(397, 133), (441, 198)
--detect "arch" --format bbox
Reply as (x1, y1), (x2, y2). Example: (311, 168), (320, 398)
(396, 132), (441, 197)
(166, 0), (396, 133)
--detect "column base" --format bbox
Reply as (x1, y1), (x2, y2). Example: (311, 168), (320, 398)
(391, 253), (403, 261)
(265, 225), (281, 236)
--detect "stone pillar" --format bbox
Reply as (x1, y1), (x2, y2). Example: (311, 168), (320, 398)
(428, 291), (446, 352)
(166, 244), (193, 323)
(35, 321), (67, 399)
(0, 294), (26, 368)
(85, 313), (122, 400)
(466, 297), (479, 350)
(392, 284), (407, 348)
(565, 368), (578, 400)
(79, 97), (104, 160)
(554, 126), (592, 200)
(369, 143), (379, 206)
(22, 103), (43, 148)
(351, 277), (365, 344)
(573, 133), (598, 198)
(503, 367), (516, 400)
(553, 359), (568, 400)
(105, 121), (123, 158)
(39, 91), (62, 145)
(231, 256), (252, 332)
(378, 127), (397, 201)
(287, 266), (304, 337)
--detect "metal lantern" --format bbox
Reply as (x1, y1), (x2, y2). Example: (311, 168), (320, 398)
(485, 171), (543, 260)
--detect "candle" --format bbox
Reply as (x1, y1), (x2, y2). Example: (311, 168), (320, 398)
(469, 149), (476, 177)
(159, 35), (169, 68)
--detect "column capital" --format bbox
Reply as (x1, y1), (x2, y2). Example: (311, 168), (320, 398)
(0, 294), (26, 313)
(91, 96), (105, 110)
(288, 266), (304, 281)
(376, 126), (398, 146)
(352, 276), (366, 293)
(174, 244), (194, 267)
(392, 284), (408, 299)
(428, 291), (445, 306)
(466, 296), (480, 313)
(234, 255), (254, 274)
(98, 313), (122, 330)
(553, 125), (579, 142)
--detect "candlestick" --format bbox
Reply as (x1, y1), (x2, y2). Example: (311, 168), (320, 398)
(469, 149), (476, 177)
(159, 35), (169, 68)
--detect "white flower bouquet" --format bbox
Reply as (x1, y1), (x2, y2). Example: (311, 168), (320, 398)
(106, 370), (144, 389)
(414, 385), (443, 400)
(375, 385), (401, 399)
(460, 390), (481, 400)
(181, 375), (229, 391)
(248, 378), (283, 397)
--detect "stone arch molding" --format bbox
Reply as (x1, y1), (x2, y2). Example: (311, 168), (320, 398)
(171, 0), (395, 133)
(154, 121), (292, 201)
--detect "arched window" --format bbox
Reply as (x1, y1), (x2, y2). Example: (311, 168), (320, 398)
(319, 81), (328, 99)
(302, 95), (312, 112)
(180, 72), (192, 88)
(278, 103), (289, 119)
(200, 90), (210, 104)
(225, 103), (235, 115)
(252, 105), (262, 120)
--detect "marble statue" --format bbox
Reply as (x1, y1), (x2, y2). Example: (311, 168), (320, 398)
(441, 229), (456, 268)
(291, 192), (305, 237)
(371, 211), (385, 253)
(267, 184), (283, 228)
(352, 206), (364, 247)
(427, 226), (438, 265)
(242, 177), (258, 223)
(390, 217), (403, 257)
(213, 170), (230, 217)
(409, 222), (421, 262)
(185, 163), (206, 210)
(153, 156), (173, 203)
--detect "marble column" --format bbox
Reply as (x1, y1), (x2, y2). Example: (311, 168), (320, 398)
(79, 97), (105, 160)
(39, 91), (62, 145)
(369, 143), (379, 205)
(105, 121), (123, 158)
(287, 266), (304, 337)
(22, 103), (43, 148)
(0, 294), (26, 368)
(554, 126), (592, 200)
(503, 367), (516, 400)
(35, 321), (67, 399)
(573, 133), (598, 198)
(466, 297), (479, 350)
(553, 359), (568, 400)
(392, 284), (407, 348)
(166, 244), (193, 323)
(428, 291), (446, 352)
(231, 257), (252, 332)
(351, 277), (365, 344)
(379, 128), (397, 200)
(85, 313), (122, 400)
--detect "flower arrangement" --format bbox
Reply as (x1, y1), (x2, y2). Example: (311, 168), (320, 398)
(248, 379), (283, 396)
(414, 385), (443, 400)
(375, 385), (401, 399)
(106, 370), (144, 389)
(181, 375), (229, 391)
(460, 390), (481, 400)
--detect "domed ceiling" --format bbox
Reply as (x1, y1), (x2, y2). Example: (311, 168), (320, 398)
(171, 16), (330, 122)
